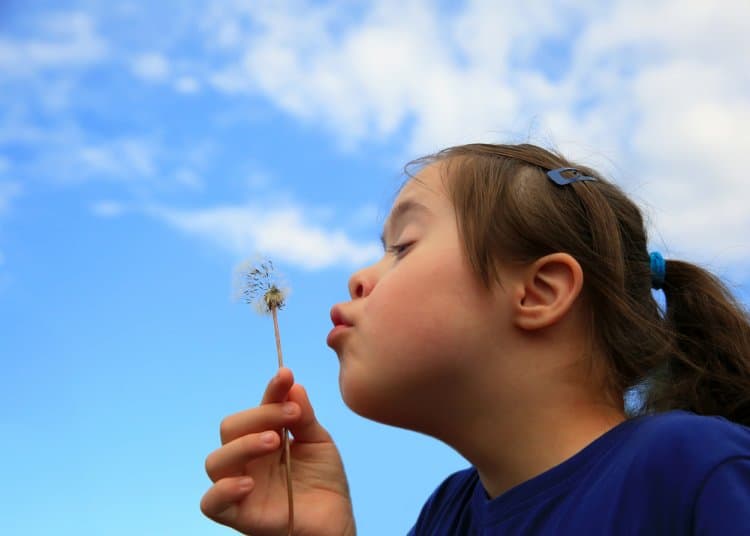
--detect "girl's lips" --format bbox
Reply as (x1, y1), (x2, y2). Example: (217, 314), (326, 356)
(328, 305), (354, 349)
(326, 324), (351, 348)
(330, 305), (352, 328)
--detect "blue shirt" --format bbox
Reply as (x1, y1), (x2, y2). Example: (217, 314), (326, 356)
(408, 411), (750, 535)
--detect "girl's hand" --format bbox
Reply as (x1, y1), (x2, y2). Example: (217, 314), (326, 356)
(201, 368), (355, 536)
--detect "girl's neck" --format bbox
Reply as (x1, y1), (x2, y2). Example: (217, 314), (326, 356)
(440, 348), (626, 499)
(468, 400), (625, 498)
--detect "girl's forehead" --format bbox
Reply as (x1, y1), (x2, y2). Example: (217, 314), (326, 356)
(384, 164), (452, 233)
(395, 163), (447, 204)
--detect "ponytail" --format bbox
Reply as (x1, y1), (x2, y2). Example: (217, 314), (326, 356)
(644, 260), (750, 426)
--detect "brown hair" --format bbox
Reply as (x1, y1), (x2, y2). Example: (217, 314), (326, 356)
(407, 143), (750, 426)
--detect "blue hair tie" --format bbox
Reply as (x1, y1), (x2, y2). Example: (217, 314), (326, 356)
(650, 251), (666, 290)
(546, 167), (597, 186)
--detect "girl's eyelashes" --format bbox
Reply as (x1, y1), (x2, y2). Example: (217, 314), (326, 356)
(386, 241), (414, 258)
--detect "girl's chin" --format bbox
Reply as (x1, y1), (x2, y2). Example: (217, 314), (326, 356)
(338, 369), (429, 431)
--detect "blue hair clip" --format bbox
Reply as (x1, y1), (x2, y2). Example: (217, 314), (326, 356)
(650, 251), (666, 290)
(546, 167), (597, 186)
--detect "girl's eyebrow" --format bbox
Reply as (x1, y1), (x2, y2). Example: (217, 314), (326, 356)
(380, 199), (430, 248)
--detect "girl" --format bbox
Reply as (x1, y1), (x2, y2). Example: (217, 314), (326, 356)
(201, 144), (750, 535)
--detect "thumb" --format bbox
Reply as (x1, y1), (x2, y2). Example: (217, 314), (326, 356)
(287, 384), (331, 443)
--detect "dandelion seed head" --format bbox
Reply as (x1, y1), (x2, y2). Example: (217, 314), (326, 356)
(233, 258), (290, 315)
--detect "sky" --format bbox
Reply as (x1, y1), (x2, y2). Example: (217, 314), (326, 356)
(1, 1), (749, 534)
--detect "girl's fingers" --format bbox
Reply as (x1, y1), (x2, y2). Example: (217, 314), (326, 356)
(286, 384), (332, 444)
(220, 400), (301, 445)
(260, 366), (295, 404)
(216, 367), (295, 444)
(206, 430), (281, 482)
(200, 475), (254, 526)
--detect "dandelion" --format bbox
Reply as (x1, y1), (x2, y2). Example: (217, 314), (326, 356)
(235, 258), (294, 535)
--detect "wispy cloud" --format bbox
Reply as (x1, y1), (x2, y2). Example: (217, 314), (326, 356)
(174, 76), (200, 94)
(131, 52), (170, 82)
(4, 2), (749, 270)
(151, 202), (381, 270)
(78, 138), (157, 180)
(0, 11), (107, 76)
(195, 0), (750, 265)
(4, 122), (163, 185)
(91, 200), (126, 217)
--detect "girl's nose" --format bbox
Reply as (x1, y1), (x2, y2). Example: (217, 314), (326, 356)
(348, 265), (376, 299)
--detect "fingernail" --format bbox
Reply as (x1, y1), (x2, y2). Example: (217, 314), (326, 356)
(282, 402), (297, 415)
(260, 431), (276, 444)
(238, 477), (253, 491)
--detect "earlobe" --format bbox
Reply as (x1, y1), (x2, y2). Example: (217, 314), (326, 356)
(514, 253), (584, 331)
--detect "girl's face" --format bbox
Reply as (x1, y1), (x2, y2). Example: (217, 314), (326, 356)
(328, 161), (517, 432)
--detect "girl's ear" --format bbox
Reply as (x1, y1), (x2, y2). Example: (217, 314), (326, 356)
(512, 253), (584, 331)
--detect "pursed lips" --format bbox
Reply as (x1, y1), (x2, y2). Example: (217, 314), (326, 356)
(330, 305), (353, 328)
(327, 305), (354, 349)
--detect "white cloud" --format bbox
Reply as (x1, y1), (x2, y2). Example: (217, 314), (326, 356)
(131, 52), (170, 82)
(5, 2), (748, 271)
(91, 200), (125, 217)
(216, 19), (243, 48)
(199, 0), (750, 266)
(79, 139), (156, 180)
(151, 202), (381, 271)
(130, 54), (201, 94)
(209, 68), (253, 95)
(174, 76), (200, 93)
(204, 1), (558, 150)
(0, 11), (107, 76)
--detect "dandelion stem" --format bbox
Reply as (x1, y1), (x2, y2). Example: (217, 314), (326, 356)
(272, 307), (284, 368)
(272, 306), (294, 536)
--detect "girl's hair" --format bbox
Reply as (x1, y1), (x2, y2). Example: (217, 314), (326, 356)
(407, 143), (750, 426)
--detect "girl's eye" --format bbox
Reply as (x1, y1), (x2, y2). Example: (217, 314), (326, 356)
(386, 241), (414, 258)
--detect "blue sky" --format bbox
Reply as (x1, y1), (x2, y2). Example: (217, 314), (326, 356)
(1, 1), (749, 535)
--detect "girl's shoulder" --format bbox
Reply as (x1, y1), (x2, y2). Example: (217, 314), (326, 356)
(623, 411), (750, 534)
(625, 410), (750, 474)
(634, 410), (750, 448)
